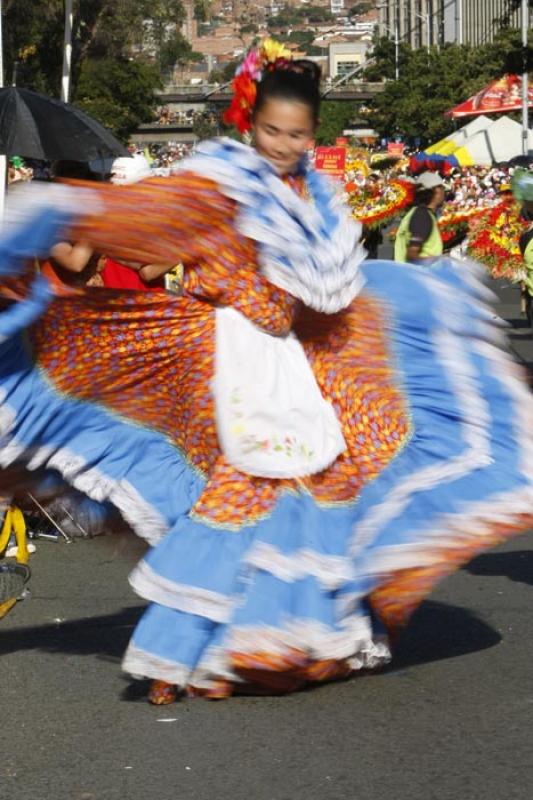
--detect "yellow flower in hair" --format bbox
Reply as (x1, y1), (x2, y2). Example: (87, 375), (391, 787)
(260, 38), (291, 64)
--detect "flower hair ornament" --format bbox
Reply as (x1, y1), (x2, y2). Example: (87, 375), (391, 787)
(223, 38), (293, 135)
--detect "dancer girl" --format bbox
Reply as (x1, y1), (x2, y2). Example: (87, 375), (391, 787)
(0, 41), (531, 703)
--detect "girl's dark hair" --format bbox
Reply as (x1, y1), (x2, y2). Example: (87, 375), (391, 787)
(254, 60), (322, 124)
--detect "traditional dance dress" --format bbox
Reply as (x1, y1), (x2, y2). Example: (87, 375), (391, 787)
(0, 140), (532, 696)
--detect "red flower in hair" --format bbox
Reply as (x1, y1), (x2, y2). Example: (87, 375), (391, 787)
(223, 39), (293, 134)
(223, 74), (257, 134)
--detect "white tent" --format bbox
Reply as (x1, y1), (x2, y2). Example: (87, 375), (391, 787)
(426, 115), (493, 154)
(454, 116), (533, 165)
(445, 115), (493, 146)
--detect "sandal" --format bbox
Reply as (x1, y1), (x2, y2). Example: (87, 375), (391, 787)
(148, 680), (178, 705)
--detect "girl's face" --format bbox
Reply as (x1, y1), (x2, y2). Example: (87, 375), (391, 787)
(253, 97), (316, 176)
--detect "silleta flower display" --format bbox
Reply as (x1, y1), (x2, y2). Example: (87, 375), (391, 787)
(223, 39), (292, 134)
(467, 199), (529, 279)
(347, 179), (415, 229)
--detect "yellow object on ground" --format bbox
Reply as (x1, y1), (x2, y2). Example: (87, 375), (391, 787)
(0, 506), (29, 618)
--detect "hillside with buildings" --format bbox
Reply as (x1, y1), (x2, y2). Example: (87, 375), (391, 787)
(173, 0), (379, 86)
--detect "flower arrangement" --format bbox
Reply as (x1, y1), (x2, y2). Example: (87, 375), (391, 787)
(438, 207), (486, 246)
(466, 200), (529, 280)
(347, 179), (415, 229)
(223, 39), (292, 134)
(344, 147), (370, 179)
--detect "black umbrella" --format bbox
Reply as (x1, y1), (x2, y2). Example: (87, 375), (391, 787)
(0, 87), (129, 162)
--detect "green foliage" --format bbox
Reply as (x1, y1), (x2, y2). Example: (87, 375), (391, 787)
(3, 0), (64, 94)
(159, 33), (203, 76)
(348, 1), (373, 16)
(193, 0), (211, 23)
(284, 30), (315, 45)
(2, 0), (188, 145)
(366, 29), (533, 143)
(75, 57), (162, 141)
(315, 102), (356, 146)
(3, 0), (186, 95)
(209, 59), (240, 85)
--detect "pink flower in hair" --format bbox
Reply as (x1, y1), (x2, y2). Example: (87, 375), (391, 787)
(238, 49), (262, 81)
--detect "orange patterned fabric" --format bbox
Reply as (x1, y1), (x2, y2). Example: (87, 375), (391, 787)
(369, 512), (533, 631)
(70, 173), (297, 337)
(297, 299), (410, 504)
(31, 170), (410, 530)
(32, 290), (219, 476)
(32, 285), (409, 529)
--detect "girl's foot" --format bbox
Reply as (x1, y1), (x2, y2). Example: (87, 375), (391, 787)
(148, 680), (178, 705)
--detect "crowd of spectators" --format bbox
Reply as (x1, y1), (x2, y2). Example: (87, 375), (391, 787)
(444, 166), (513, 209)
(144, 142), (194, 172)
(156, 106), (201, 126)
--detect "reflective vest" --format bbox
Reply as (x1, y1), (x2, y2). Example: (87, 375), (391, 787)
(394, 206), (443, 263)
(523, 234), (533, 296)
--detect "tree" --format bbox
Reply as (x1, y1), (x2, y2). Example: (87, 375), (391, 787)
(315, 102), (356, 146)
(75, 57), (162, 140)
(1, 0), (189, 143)
(193, 0), (211, 23)
(348, 1), (373, 16)
(268, 5), (334, 31)
(2, 0), (186, 98)
(159, 32), (203, 78)
(3, 0), (64, 94)
(365, 29), (533, 144)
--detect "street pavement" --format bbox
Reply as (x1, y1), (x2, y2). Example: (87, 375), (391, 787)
(1, 278), (532, 800)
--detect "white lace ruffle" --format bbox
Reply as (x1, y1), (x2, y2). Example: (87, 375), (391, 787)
(179, 139), (366, 314)
(0, 427), (169, 546)
(343, 265), (533, 604)
(122, 642), (191, 685)
(244, 542), (353, 590)
(129, 559), (235, 623)
(187, 617), (391, 690)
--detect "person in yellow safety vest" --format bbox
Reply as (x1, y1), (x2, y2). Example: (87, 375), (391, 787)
(519, 204), (533, 330)
(513, 168), (533, 331)
(394, 171), (445, 263)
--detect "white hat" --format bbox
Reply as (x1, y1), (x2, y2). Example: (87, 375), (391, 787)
(417, 171), (444, 190)
(110, 154), (152, 185)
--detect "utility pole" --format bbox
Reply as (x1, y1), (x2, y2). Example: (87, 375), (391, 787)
(0, 0), (5, 221)
(394, 18), (399, 81)
(521, 0), (529, 157)
(61, 0), (74, 103)
(455, 0), (463, 45)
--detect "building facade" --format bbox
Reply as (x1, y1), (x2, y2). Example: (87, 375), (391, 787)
(378, 0), (528, 48)
(328, 41), (371, 79)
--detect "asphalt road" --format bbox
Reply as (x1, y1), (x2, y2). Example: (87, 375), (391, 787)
(1, 279), (532, 800)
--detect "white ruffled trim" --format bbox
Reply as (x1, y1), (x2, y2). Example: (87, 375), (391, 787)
(123, 623), (391, 687)
(226, 615), (379, 661)
(129, 559), (235, 623)
(244, 542), (354, 590)
(0, 408), (168, 546)
(188, 616), (390, 689)
(344, 261), (533, 598)
(0, 396), (22, 464)
(122, 641), (191, 685)
(179, 139), (366, 313)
